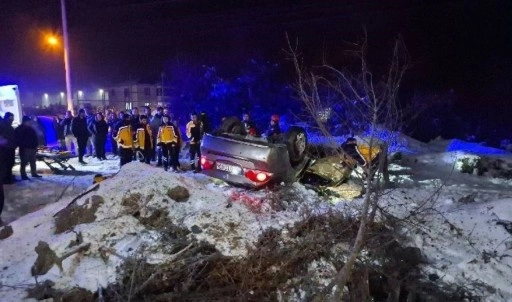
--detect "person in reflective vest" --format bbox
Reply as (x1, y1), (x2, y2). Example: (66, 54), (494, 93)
(135, 115), (153, 165)
(186, 112), (203, 173)
(114, 114), (133, 167)
(157, 114), (180, 172)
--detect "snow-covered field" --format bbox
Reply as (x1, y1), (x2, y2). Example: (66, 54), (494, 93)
(1, 136), (512, 301)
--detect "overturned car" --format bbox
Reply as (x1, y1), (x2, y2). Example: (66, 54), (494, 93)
(200, 117), (383, 188)
(200, 117), (309, 188)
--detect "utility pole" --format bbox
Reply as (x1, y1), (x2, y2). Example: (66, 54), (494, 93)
(61, 0), (73, 111)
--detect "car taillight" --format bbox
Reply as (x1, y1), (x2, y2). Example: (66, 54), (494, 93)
(244, 169), (272, 183)
(200, 156), (214, 170)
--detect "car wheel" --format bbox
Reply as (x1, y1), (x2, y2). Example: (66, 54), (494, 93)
(285, 126), (307, 167)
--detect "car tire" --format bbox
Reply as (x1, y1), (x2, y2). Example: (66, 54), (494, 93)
(219, 116), (245, 135)
(285, 126), (307, 167)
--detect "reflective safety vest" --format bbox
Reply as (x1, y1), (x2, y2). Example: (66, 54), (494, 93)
(135, 125), (153, 149)
(157, 125), (179, 144)
(115, 125), (133, 149)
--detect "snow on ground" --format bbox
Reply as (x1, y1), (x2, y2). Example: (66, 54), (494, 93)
(1, 137), (512, 301)
(2, 155), (120, 225)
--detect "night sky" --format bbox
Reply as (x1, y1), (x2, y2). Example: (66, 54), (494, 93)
(0, 0), (511, 118)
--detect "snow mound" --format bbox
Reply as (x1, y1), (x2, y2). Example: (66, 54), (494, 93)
(0, 162), (319, 300)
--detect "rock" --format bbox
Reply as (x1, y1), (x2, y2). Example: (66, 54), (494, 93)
(191, 225), (202, 234)
(31, 241), (62, 277)
(167, 186), (190, 202)
(0, 225), (13, 240)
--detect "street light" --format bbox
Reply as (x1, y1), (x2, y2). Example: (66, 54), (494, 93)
(60, 92), (65, 105)
(99, 89), (105, 108)
(44, 0), (73, 111)
(43, 93), (49, 107)
(47, 36), (58, 46)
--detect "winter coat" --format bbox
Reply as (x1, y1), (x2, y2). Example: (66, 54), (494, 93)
(265, 123), (281, 138)
(115, 124), (133, 149)
(0, 119), (16, 149)
(150, 113), (163, 137)
(14, 124), (38, 149)
(135, 124), (153, 150)
(27, 119), (46, 146)
(157, 123), (179, 144)
(53, 118), (65, 140)
(186, 121), (203, 144)
(71, 116), (90, 138)
(88, 120), (109, 139)
(60, 118), (73, 136)
(130, 115), (140, 134)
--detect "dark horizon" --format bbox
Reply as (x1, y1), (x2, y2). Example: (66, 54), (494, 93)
(1, 1), (511, 115)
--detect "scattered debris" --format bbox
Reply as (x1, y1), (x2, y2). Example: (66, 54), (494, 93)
(167, 185), (190, 202)
(0, 225), (13, 240)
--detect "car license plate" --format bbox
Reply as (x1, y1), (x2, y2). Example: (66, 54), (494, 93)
(216, 162), (240, 174)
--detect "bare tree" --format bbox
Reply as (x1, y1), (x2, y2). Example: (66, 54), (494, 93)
(285, 31), (409, 301)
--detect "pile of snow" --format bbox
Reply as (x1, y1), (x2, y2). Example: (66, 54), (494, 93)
(1, 135), (512, 300)
(0, 162), (319, 301)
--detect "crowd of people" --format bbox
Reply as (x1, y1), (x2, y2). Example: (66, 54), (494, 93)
(0, 107), (283, 222)
(50, 106), (284, 170)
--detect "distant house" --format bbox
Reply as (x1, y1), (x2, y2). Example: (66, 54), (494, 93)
(106, 80), (168, 111)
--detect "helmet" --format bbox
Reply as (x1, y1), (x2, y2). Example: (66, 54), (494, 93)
(271, 114), (279, 122)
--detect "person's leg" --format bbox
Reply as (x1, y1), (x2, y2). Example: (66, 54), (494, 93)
(28, 149), (39, 177)
(0, 160), (6, 215)
(77, 137), (87, 162)
(156, 145), (163, 166)
(196, 145), (202, 171)
(65, 135), (72, 151)
(162, 144), (170, 171)
(111, 136), (118, 156)
(19, 149), (28, 179)
(169, 144), (177, 171)
(0, 183), (4, 217)
(6, 148), (15, 182)
(120, 148), (134, 166)
(101, 137), (107, 159)
(189, 144), (196, 170)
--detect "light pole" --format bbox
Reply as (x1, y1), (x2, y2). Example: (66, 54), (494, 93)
(60, 0), (73, 111)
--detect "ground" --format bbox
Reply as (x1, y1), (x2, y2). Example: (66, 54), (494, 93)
(0, 136), (512, 301)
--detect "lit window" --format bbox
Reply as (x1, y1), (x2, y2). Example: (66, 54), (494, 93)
(125, 102), (132, 110)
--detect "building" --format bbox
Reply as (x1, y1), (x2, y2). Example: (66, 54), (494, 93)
(106, 80), (167, 111)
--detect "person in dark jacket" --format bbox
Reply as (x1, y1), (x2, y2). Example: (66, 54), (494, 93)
(200, 111), (211, 134)
(88, 112), (109, 160)
(60, 110), (77, 154)
(28, 116), (47, 147)
(242, 113), (259, 137)
(85, 110), (96, 157)
(1, 112), (16, 184)
(0, 118), (10, 218)
(107, 111), (119, 156)
(15, 116), (42, 180)
(265, 114), (281, 143)
(54, 115), (66, 150)
(150, 107), (163, 165)
(72, 109), (90, 164)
